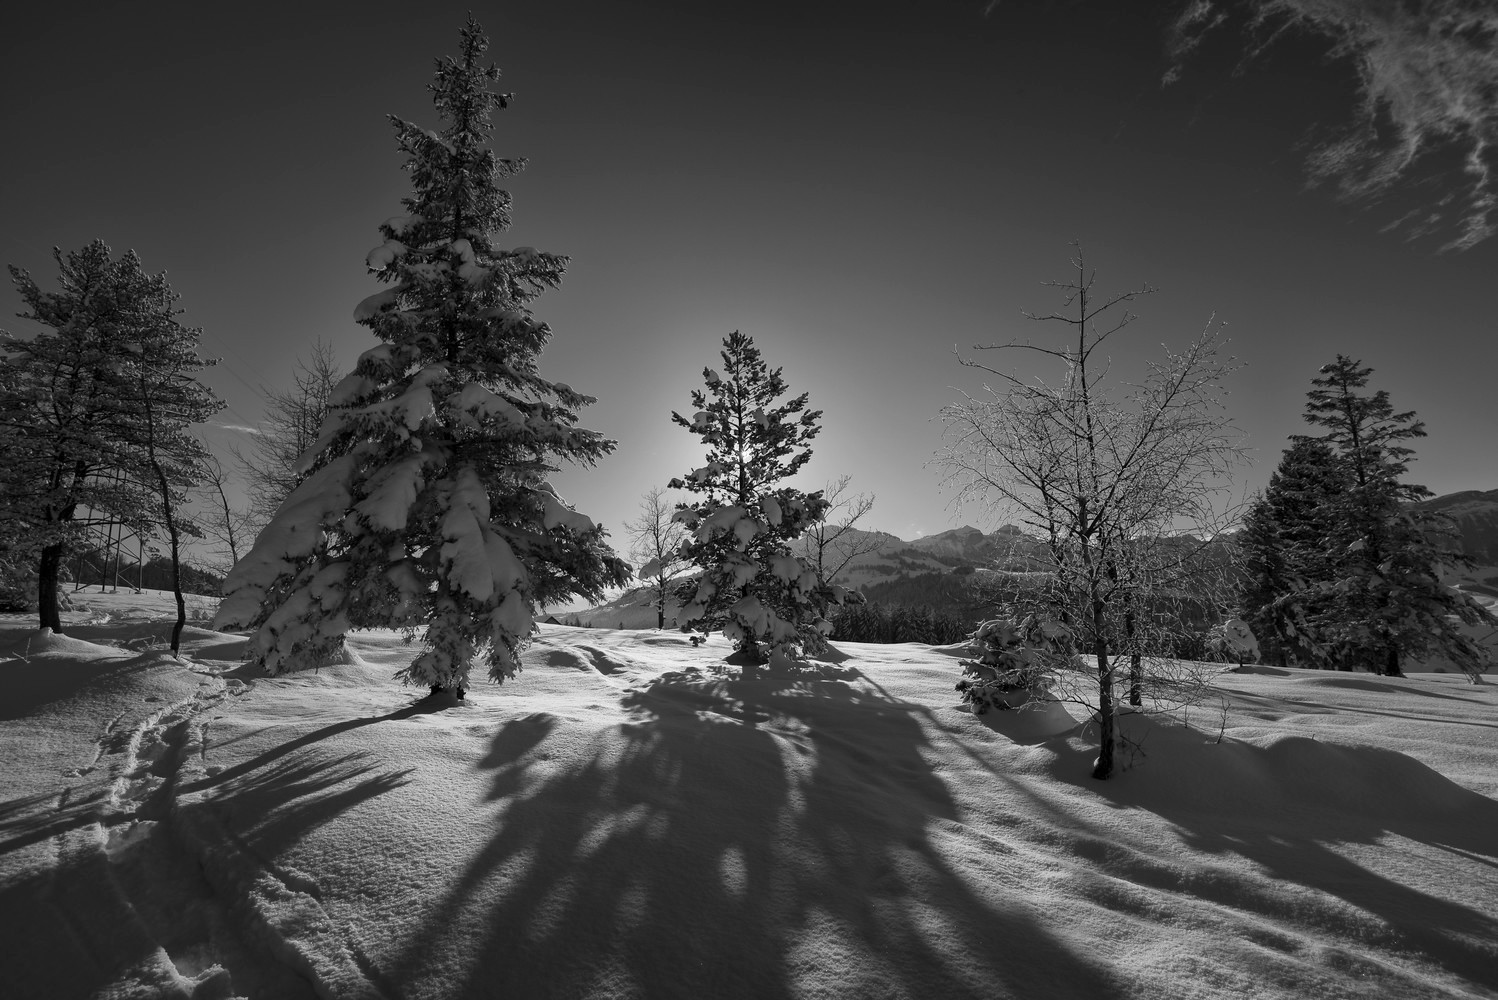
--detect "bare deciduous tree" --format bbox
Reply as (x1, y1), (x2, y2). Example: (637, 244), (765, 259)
(195, 451), (253, 574)
(936, 245), (1246, 780)
(804, 475), (881, 608)
(626, 486), (690, 629)
(231, 339), (341, 527)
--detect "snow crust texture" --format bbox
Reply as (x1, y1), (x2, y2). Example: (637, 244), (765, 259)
(3, 589), (1498, 1000)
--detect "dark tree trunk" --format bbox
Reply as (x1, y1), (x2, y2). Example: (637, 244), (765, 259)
(1385, 645), (1403, 678)
(98, 519), (115, 589)
(166, 511), (186, 655)
(731, 635), (766, 680)
(1091, 593), (1114, 780)
(38, 542), (65, 633)
(1124, 601), (1141, 707)
(141, 374), (186, 656)
(1092, 635), (1115, 780)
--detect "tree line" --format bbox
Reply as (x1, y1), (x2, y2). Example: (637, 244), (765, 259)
(0, 242), (221, 651)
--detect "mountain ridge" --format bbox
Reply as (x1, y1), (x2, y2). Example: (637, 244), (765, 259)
(568, 488), (1498, 627)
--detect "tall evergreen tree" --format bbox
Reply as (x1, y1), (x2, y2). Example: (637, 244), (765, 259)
(1, 240), (221, 632)
(668, 331), (841, 668)
(1239, 438), (1347, 667)
(214, 19), (627, 693)
(1292, 356), (1491, 678)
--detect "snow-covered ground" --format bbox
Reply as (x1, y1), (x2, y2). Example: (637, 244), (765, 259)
(2, 587), (1496, 1000)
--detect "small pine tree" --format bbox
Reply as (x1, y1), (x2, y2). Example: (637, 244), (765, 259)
(214, 19), (627, 691)
(668, 331), (842, 668)
(955, 617), (1072, 713)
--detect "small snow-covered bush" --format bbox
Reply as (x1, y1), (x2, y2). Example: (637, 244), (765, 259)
(1206, 618), (1259, 666)
(955, 617), (1072, 714)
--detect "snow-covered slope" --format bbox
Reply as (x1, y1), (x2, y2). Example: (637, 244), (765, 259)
(2, 591), (1497, 1000)
(1421, 488), (1498, 565)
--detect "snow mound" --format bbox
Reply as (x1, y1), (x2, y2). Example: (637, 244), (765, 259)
(1083, 711), (1485, 823)
(0, 627), (133, 662)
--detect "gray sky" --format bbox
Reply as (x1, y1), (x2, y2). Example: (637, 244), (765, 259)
(2, 0), (1493, 548)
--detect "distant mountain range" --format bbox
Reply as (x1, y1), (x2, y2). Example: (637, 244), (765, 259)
(1418, 488), (1498, 566)
(566, 489), (1498, 628)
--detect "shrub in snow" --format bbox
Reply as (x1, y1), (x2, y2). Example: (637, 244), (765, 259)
(955, 617), (1072, 714)
(213, 20), (627, 691)
(667, 332), (845, 666)
(1206, 618), (1259, 667)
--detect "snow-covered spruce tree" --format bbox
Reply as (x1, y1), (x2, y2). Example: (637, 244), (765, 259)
(1292, 356), (1491, 679)
(666, 331), (842, 670)
(214, 20), (626, 693)
(956, 617), (1076, 714)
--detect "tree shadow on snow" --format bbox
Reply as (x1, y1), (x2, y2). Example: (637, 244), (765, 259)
(383, 670), (1127, 1000)
(1044, 716), (1498, 991)
(1292, 674), (1491, 702)
(186, 749), (416, 861)
(0, 650), (173, 722)
(179, 698), (448, 794)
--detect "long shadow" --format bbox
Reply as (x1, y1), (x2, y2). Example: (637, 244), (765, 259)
(0, 786), (119, 858)
(0, 651), (162, 722)
(1273, 695), (1498, 732)
(1045, 718), (1498, 992)
(192, 749), (416, 857)
(179, 697), (449, 794)
(0, 722), (412, 1000)
(383, 669), (1127, 1000)
(1290, 675), (1492, 703)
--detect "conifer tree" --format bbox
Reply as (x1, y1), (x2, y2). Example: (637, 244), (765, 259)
(1, 241), (221, 632)
(1239, 438), (1347, 667)
(214, 19), (627, 693)
(1292, 356), (1491, 678)
(668, 331), (842, 669)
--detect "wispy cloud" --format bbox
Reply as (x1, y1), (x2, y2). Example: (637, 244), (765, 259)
(1167, 0), (1498, 251)
(215, 423), (262, 435)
